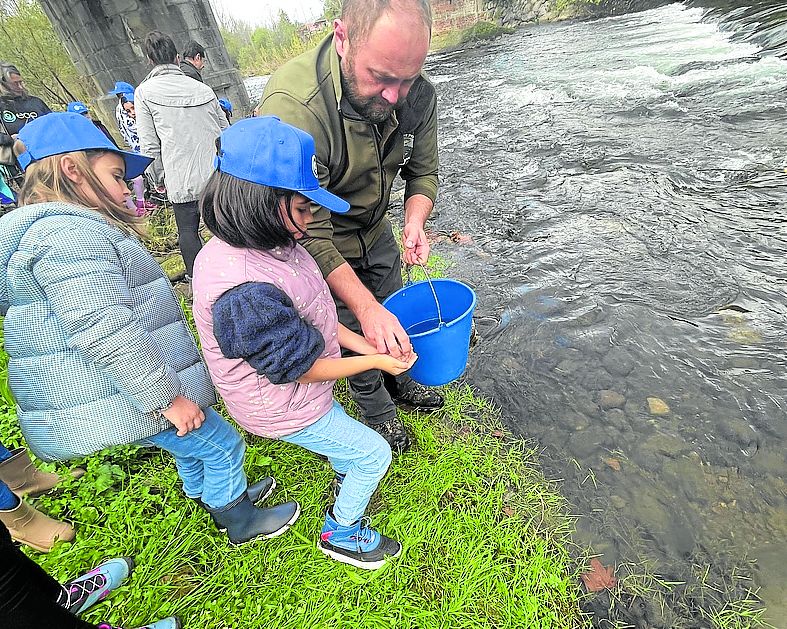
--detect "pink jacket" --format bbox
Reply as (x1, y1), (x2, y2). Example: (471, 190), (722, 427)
(192, 238), (340, 438)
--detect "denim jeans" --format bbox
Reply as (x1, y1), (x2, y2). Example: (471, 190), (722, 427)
(138, 407), (247, 510)
(282, 400), (392, 526)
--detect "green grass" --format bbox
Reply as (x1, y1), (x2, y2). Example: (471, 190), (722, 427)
(0, 306), (585, 628)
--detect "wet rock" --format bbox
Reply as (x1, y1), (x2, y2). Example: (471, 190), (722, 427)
(610, 494), (627, 509)
(568, 431), (600, 458)
(604, 408), (628, 431)
(557, 412), (590, 431)
(602, 347), (635, 377)
(717, 418), (758, 448)
(580, 369), (616, 391)
(646, 397), (670, 415)
(598, 389), (626, 410)
(642, 433), (688, 459)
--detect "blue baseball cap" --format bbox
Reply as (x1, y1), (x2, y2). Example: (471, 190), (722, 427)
(17, 112), (153, 179)
(108, 81), (134, 95)
(218, 98), (232, 114)
(123, 91), (135, 103)
(66, 101), (89, 115)
(215, 116), (349, 214)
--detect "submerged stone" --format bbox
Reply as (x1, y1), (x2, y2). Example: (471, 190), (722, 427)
(647, 397), (670, 415)
(598, 390), (626, 410)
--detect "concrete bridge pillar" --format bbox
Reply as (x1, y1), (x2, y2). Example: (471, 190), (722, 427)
(39, 0), (249, 117)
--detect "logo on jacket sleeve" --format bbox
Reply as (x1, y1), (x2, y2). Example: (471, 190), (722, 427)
(400, 133), (414, 166)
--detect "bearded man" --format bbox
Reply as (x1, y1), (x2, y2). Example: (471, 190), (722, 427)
(259, 0), (441, 452)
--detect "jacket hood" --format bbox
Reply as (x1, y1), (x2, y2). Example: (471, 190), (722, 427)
(139, 65), (216, 107)
(0, 202), (107, 314)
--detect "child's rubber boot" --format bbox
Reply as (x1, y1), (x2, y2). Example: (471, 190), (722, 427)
(0, 497), (75, 552)
(318, 510), (402, 570)
(0, 447), (85, 497)
(98, 616), (180, 629)
(209, 494), (300, 545)
(60, 557), (134, 615)
(197, 476), (276, 527)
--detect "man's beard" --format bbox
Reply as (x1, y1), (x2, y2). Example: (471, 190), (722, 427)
(340, 56), (401, 124)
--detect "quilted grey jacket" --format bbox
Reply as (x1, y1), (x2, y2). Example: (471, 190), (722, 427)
(0, 202), (216, 461)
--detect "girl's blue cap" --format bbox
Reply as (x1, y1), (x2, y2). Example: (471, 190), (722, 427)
(218, 98), (232, 113)
(66, 101), (89, 115)
(215, 116), (349, 214)
(109, 81), (134, 95)
(17, 112), (153, 180)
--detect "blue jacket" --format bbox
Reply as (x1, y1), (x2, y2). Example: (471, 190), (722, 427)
(0, 202), (216, 461)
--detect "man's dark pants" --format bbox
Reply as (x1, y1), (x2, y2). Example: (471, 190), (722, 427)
(334, 226), (410, 426)
(172, 200), (203, 278)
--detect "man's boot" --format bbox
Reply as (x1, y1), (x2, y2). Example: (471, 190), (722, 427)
(0, 497), (75, 552)
(208, 494), (300, 545)
(0, 447), (84, 497)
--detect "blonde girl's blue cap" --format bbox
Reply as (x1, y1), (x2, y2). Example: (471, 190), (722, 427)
(66, 101), (89, 115)
(17, 112), (153, 180)
(215, 116), (350, 214)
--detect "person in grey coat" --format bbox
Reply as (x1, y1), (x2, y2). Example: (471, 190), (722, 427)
(0, 112), (298, 545)
(135, 31), (228, 281)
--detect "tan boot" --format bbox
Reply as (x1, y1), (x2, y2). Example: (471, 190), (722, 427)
(0, 498), (75, 552)
(0, 447), (85, 497)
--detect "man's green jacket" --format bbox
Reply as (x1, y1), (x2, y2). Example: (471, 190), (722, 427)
(259, 35), (439, 277)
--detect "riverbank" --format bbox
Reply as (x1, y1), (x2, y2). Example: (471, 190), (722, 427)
(0, 222), (586, 627)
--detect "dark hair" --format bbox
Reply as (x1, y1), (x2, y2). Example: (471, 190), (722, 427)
(144, 31), (178, 66)
(201, 170), (299, 251)
(182, 40), (206, 60)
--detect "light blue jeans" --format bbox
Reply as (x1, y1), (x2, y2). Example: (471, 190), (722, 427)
(138, 407), (248, 510)
(282, 400), (392, 526)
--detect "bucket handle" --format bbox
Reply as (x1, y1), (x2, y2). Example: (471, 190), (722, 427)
(406, 263), (444, 328)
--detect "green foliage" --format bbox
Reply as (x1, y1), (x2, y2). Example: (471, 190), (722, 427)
(217, 8), (332, 78)
(0, 0), (88, 107)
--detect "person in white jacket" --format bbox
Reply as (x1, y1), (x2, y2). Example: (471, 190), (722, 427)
(135, 31), (228, 281)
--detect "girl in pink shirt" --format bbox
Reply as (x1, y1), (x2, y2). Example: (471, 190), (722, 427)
(192, 116), (416, 570)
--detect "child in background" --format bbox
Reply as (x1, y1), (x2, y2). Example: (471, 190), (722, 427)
(107, 82), (153, 214)
(218, 97), (232, 125)
(0, 112), (299, 547)
(193, 116), (415, 570)
(67, 101), (118, 146)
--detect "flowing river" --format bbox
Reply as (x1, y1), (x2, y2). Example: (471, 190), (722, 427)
(415, 3), (787, 626)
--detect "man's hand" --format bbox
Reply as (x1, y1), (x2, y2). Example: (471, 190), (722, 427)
(162, 395), (205, 437)
(357, 301), (413, 358)
(402, 220), (430, 265)
(374, 352), (418, 376)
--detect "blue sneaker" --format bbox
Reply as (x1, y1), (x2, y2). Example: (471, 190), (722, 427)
(61, 557), (134, 615)
(97, 616), (180, 629)
(319, 510), (401, 570)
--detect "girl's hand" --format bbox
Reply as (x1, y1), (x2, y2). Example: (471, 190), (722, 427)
(162, 396), (205, 436)
(374, 353), (418, 376)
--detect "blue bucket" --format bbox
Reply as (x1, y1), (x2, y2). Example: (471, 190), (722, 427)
(383, 278), (476, 386)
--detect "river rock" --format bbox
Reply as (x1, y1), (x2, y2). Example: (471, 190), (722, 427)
(598, 390), (626, 410)
(604, 408), (628, 431)
(646, 397), (670, 415)
(610, 494), (627, 509)
(602, 347), (635, 377)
